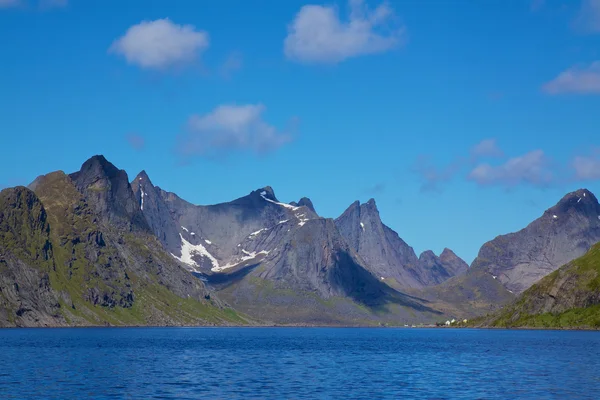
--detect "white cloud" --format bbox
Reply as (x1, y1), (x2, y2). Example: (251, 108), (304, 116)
(284, 0), (405, 64)
(573, 0), (600, 33)
(109, 19), (209, 70)
(543, 61), (600, 95)
(179, 104), (293, 157)
(572, 154), (600, 180)
(470, 138), (504, 158)
(468, 150), (553, 187)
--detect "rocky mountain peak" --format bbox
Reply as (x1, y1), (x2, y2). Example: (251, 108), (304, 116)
(259, 186), (277, 201)
(297, 197), (316, 214)
(418, 250), (437, 261)
(134, 170), (152, 184)
(471, 188), (600, 294)
(69, 155), (150, 232)
(548, 189), (600, 218)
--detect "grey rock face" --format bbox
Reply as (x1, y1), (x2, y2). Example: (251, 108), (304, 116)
(335, 199), (466, 289)
(0, 156), (241, 327)
(415, 248), (469, 286)
(131, 171), (181, 257)
(297, 197), (317, 214)
(471, 189), (600, 294)
(0, 187), (66, 327)
(69, 155), (150, 233)
(138, 178), (320, 274)
(136, 177), (440, 321)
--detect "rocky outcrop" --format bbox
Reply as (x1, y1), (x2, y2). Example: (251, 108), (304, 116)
(335, 199), (467, 289)
(484, 242), (600, 328)
(69, 155), (150, 233)
(0, 157), (246, 327)
(470, 189), (600, 294)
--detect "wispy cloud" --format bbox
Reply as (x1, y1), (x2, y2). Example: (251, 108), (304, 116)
(109, 19), (209, 71)
(219, 51), (243, 79)
(412, 155), (464, 193)
(572, 150), (600, 180)
(126, 134), (145, 151)
(363, 183), (386, 195)
(0, 0), (67, 9)
(573, 0), (600, 34)
(0, 0), (20, 8)
(284, 0), (405, 64)
(468, 150), (554, 188)
(470, 138), (504, 159)
(177, 104), (294, 159)
(543, 61), (600, 95)
(413, 138), (501, 192)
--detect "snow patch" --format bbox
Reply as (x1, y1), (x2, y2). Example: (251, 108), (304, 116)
(584, 192), (586, 197)
(181, 226), (189, 232)
(260, 193), (299, 210)
(140, 189), (145, 211)
(204, 239), (211, 244)
(360, 222), (365, 231)
(215, 250), (270, 272)
(278, 220), (289, 224)
(578, 197), (582, 203)
(553, 215), (558, 219)
(492, 275), (497, 280)
(249, 228), (267, 238)
(296, 212), (310, 227)
(172, 234), (219, 272)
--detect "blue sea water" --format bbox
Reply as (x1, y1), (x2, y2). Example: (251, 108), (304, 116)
(0, 327), (598, 399)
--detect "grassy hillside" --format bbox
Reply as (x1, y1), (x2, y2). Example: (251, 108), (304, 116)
(0, 174), (250, 327)
(481, 242), (600, 329)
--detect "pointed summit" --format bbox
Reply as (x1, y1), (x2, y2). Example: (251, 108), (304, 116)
(335, 199), (422, 288)
(297, 197), (316, 214)
(131, 171), (183, 257)
(134, 170), (152, 184)
(471, 188), (600, 294)
(259, 186), (277, 201)
(69, 155), (149, 232)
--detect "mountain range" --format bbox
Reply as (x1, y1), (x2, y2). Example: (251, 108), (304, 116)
(1, 155), (599, 327)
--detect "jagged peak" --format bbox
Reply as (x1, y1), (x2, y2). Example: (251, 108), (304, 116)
(256, 186), (277, 202)
(298, 197), (316, 214)
(440, 248), (457, 258)
(556, 188), (597, 206)
(71, 155), (125, 184)
(546, 188), (600, 220)
(133, 170), (153, 187)
(418, 250), (437, 261)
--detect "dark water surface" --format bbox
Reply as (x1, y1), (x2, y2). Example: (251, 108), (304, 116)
(0, 327), (598, 399)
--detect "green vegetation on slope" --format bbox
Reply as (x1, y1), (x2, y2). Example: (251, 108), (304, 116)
(0, 173), (249, 327)
(483, 242), (600, 329)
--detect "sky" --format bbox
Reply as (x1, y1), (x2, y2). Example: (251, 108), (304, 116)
(1, 0), (600, 263)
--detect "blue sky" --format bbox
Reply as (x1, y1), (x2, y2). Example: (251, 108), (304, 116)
(1, 0), (600, 263)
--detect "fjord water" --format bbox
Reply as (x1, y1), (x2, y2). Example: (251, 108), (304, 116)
(1, 328), (598, 399)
